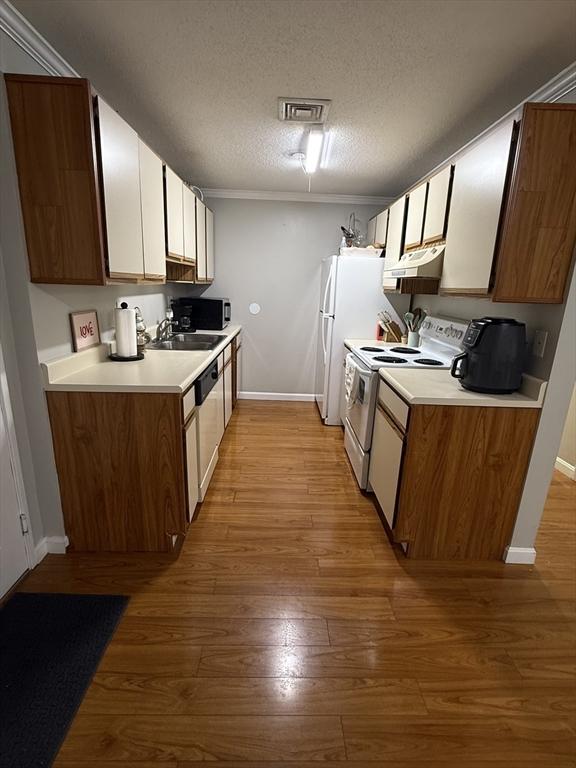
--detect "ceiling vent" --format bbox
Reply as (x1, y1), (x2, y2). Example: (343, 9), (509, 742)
(278, 98), (331, 124)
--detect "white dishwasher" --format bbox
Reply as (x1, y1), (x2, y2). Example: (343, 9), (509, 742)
(368, 400), (405, 529)
(195, 355), (225, 501)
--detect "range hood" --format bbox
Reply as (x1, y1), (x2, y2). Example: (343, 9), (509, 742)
(383, 243), (446, 278)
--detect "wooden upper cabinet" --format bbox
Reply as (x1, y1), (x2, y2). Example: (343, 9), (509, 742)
(138, 140), (166, 280)
(183, 185), (197, 264)
(493, 103), (576, 303)
(5, 75), (106, 284)
(206, 207), (215, 281)
(196, 198), (207, 281)
(386, 197), (407, 265)
(374, 210), (388, 247)
(404, 182), (428, 249)
(165, 166), (184, 259)
(441, 119), (516, 295)
(97, 98), (144, 279)
(423, 165), (453, 243)
(366, 216), (377, 245)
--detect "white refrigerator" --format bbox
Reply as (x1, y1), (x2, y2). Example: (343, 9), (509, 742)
(314, 254), (395, 426)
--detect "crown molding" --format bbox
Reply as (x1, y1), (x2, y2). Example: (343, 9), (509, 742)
(0, 0), (78, 76)
(203, 188), (392, 206)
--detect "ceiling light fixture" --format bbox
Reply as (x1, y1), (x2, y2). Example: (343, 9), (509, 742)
(304, 126), (325, 174)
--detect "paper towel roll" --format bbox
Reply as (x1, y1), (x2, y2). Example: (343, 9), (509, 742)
(115, 303), (137, 358)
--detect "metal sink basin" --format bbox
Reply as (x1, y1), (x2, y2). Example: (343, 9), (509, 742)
(148, 333), (223, 351)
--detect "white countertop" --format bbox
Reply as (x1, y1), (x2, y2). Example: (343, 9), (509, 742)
(378, 368), (546, 409)
(42, 325), (242, 394)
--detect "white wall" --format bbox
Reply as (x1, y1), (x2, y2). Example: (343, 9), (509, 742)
(203, 198), (381, 394)
(558, 386), (576, 470)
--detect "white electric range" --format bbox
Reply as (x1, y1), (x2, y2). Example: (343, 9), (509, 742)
(342, 316), (468, 488)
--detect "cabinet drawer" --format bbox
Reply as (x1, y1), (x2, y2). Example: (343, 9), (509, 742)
(183, 386), (196, 423)
(378, 379), (409, 429)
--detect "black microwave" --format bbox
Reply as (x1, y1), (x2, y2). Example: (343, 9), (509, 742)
(172, 297), (231, 331)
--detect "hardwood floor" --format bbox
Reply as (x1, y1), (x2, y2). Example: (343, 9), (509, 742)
(19, 400), (576, 766)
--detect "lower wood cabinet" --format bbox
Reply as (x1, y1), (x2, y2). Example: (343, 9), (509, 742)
(369, 380), (540, 561)
(46, 337), (239, 552)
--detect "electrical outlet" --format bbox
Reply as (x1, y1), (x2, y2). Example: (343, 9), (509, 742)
(532, 329), (548, 358)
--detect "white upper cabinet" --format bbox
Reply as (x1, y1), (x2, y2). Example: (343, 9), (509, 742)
(165, 166), (184, 259)
(385, 197), (407, 266)
(423, 165), (453, 244)
(367, 216), (377, 245)
(183, 185), (197, 263)
(442, 119), (515, 294)
(206, 207), (214, 281)
(374, 210), (388, 246)
(404, 182), (428, 249)
(196, 198), (207, 281)
(138, 140), (166, 280)
(97, 98), (144, 278)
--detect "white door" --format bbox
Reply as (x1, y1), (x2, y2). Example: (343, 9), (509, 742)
(224, 361), (233, 426)
(383, 197), (406, 289)
(196, 199), (207, 280)
(0, 392), (29, 596)
(185, 411), (199, 521)
(183, 185), (197, 263)
(442, 119), (515, 294)
(165, 166), (184, 258)
(98, 98), (144, 278)
(206, 207), (215, 281)
(404, 182), (428, 249)
(374, 210), (388, 247)
(138, 140), (166, 280)
(423, 165), (453, 243)
(368, 403), (404, 529)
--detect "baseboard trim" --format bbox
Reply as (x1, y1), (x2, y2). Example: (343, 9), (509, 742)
(555, 457), (576, 480)
(239, 391), (316, 402)
(34, 535), (69, 563)
(504, 546), (537, 565)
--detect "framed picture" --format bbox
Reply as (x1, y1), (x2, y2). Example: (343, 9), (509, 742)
(69, 310), (101, 352)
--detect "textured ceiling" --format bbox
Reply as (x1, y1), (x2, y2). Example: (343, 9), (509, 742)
(11, 0), (576, 196)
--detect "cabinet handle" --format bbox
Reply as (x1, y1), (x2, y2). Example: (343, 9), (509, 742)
(376, 401), (406, 440)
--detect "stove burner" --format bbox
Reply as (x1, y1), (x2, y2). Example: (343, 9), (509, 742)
(360, 346), (385, 352)
(414, 358), (444, 366)
(374, 356), (407, 364)
(389, 346), (421, 355)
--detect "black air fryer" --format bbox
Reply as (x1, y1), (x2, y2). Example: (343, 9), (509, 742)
(450, 317), (526, 394)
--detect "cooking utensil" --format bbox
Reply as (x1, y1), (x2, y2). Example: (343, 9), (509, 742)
(404, 311), (415, 332)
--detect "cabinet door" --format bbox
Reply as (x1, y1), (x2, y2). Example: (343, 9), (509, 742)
(224, 361), (233, 426)
(441, 119), (515, 295)
(138, 140), (166, 280)
(206, 207), (215, 281)
(423, 165), (453, 243)
(366, 216), (377, 245)
(368, 404), (404, 529)
(196, 198), (207, 280)
(185, 411), (199, 521)
(98, 98), (144, 278)
(165, 166), (184, 258)
(404, 182), (428, 249)
(183, 185), (197, 263)
(493, 103), (576, 303)
(382, 197), (406, 289)
(374, 210), (388, 247)
(235, 344), (243, 404)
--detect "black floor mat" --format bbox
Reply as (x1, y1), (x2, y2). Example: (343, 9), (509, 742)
(0, 592), (128, 767)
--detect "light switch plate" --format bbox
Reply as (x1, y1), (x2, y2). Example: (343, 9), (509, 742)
(532, 329), (548, 358)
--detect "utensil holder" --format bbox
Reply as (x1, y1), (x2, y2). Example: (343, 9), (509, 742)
(407, 331), (420, 348)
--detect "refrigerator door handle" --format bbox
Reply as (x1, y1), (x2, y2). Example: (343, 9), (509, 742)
(321, 315), (328, 362)
(321, 260), (336, 316)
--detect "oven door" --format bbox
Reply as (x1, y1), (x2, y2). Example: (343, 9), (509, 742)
(344, 355), (378, 451)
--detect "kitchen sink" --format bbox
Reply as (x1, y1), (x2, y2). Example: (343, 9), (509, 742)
(147, 333), (223, 351)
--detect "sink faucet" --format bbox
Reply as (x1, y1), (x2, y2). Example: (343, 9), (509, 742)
(155, 318), (175, 342)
